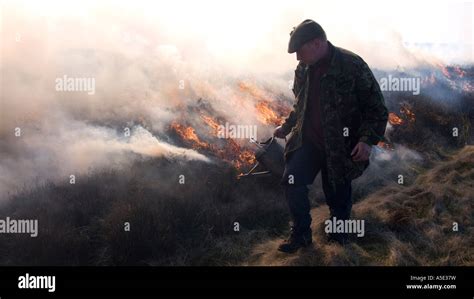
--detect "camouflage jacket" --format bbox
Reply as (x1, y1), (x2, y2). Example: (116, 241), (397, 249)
(281, 41), (388, 190)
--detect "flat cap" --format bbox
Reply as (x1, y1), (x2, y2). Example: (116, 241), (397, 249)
(288, 19), (325, 53)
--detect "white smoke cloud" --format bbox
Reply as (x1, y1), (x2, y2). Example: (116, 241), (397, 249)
(0, 114), (210, 197)
(0, 0), (471, 198)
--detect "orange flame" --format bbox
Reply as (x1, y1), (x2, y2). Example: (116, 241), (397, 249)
(255, 101), (282, 125)
(224, 139), (256, 170)
(389, 112), (404, 125)
(239, 81), (290, 125)
(170, 122), (210, 149)
(170, 120), (256, 172)
(238, 149), (256, 166)
(200, 114), (221, 136)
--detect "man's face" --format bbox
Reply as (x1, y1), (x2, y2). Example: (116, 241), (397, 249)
(296, 38), (323, 65)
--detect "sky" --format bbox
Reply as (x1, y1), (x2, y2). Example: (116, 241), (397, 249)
(2, 0), (472, 73)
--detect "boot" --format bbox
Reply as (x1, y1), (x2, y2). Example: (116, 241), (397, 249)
(278, 228), (312, 253)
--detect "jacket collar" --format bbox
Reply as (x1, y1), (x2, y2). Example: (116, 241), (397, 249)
(325, 41), (343, 77)
(303, 41), (342, 78)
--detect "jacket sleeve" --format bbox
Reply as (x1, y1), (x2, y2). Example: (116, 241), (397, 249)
(354, 62), (388, 145)
(280, 62), (306, 135)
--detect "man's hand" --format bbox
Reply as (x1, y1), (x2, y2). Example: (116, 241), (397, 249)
(273, 126), (287, 139)
(351, 142), (372, 162)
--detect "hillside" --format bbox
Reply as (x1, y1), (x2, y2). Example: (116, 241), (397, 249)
(244, 146), (474, 266)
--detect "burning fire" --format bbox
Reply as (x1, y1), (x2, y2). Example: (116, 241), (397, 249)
(255, 100), (283, 125)
(170, 122), (210, 149)
(238, 150), (256, 164)
(235, 149), (257, 170)
(170, 117), (256, 172)
(389, 104), (416, 126)
(200, 114), (256, 168)
(422, 64), (472, 94)
(238, 81), (291, 126)
(389, 112), (403, 125)
(433, 63), (471, 92)
(224, 137), (256, 170)
(200, 114), (221, 135)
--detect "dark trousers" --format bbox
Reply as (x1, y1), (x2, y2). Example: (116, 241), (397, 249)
(280, 141), (352, 235)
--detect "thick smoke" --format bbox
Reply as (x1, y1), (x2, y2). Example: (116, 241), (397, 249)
(0, 0), (471, 198)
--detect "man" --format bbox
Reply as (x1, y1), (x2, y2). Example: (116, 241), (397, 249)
(274, 19), (388, 253)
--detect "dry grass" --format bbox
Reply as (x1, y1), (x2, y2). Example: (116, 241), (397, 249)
(0, 157), (289, 266)
(244, 146), (474, 266)
(0, 146), (471, 266)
